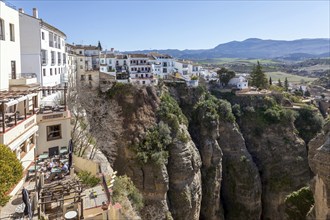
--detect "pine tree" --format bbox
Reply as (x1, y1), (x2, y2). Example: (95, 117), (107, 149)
(305, 90), (311, 97)
(278, 79), (283, 87)
(250, 61), (268, 89)
(269, 77), (272, 85)
(284, 77), (289, 91)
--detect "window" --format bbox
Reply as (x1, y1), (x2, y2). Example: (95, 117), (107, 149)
(49, 32), (54, 47)
(80, 65), (83, 69)
(79, 51), (82, 55)
(58, 52), (61, 65)
(47, 124), (61, 141)
(19, 142), (27, 159)
(55, 68), (57, 75)
(0, 18), (4, 40)
(54, 34), (57, 48)
(88, 75), (92, 80)
(43, 68), (46, 76)
(42, 32), (45, 40)
(11, 61), (16, 79)
(50, 68), (53, 76)
(41, 50), (47, 65)
(51, 51), (55, 65)
(63, 53), (66, 64)
(9, 23), (14, 41)
(58, 36), (60, 48)
(59, 68), (60, 74)
(81, 75), (85, 81)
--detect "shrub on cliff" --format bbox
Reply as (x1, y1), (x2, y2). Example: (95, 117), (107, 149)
(112, 175), (144, 212)
(135, 121), (171, 165)
(157, 93), (188, 129)
(294, 106), (324, 143)
(0, 144), (23, 206)
(194, 94), (235, 124)
(284, 186), (314, 220)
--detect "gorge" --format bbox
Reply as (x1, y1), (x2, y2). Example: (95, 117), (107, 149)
(79, 83), (328, 219)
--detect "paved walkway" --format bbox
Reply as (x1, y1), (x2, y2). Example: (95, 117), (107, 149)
(0, 179), (38, 220)
(84, 185), (107, 209)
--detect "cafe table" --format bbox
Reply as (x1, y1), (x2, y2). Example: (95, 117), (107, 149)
(39, 153), (49, 160)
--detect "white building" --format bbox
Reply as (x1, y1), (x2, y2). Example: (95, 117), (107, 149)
(128, 54), (157, 85)
(174, 60), (202, 79)
(66, 43), (77, 89)
(228, 76), (249, 89)
(19, 8), (67, 105)
(149, 52), (175, 79)
(0, 0), (21, 91)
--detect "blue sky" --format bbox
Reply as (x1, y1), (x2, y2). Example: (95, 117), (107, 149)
(9, 0), (330, 51)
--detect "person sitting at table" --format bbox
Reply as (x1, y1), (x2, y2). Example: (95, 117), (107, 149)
(47, 161), (54, 171)
(61, 162), (69, 174)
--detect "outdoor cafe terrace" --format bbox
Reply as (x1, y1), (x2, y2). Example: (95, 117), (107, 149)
(0, 86), (68, 134)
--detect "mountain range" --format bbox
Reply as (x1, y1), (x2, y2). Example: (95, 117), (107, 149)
(125, 38), (330, 60)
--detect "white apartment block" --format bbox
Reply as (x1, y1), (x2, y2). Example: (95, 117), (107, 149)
(174, 60), (202, 78)
(128, 54), (157, 85)
(19, 8), (67, 105)
(149, 52), (175, 79)
(0, 0), (21, 91)
(66, 43), (77, 89)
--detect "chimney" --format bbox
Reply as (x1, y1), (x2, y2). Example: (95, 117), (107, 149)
(33, 8), (38, 18)
(19, 8), (24, 13)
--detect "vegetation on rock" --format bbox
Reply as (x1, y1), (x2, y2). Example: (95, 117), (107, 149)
(284, 186), (314, 220)
(112, 175), (144, 212)
(157, 93), (188, 130)
(0, 144), (23, 206)
(294, 106), (324, 143)
(194, 93), (235, 123)
(134, 122), (171, 165)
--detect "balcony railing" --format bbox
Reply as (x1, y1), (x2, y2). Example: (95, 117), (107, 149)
(130, 62), (151, 66)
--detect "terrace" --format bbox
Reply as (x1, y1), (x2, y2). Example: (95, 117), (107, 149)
(0, 85), (68, 135)
(0, 90), (39, 134)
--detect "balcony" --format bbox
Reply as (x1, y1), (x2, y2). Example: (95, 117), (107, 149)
(130, 62), (151, 66)
(36, 105), (70, 123)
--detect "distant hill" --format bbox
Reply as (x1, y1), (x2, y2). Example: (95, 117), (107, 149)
(125, 38), (330, 60)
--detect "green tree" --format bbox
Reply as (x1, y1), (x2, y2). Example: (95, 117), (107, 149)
(250, 61), (268, 89)
(284, 77), (289, 91)
(304, 90), (311, 97)
(217, 67), (236, 86)
(278, 79), (283, 87)
(0, 144), (23, 206)
(269, 77), (273, 85)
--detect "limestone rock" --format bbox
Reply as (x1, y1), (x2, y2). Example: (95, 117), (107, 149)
(218, 123), (262, 220)
(308, 121), (330, 220)
(167, 127), (202, 220)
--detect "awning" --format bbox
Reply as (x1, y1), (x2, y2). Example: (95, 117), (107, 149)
(9, 125), (38, 151)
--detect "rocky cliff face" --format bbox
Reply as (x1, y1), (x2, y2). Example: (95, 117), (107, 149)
(231, 97), (310, 220)
(86, 84), (202, 219)
(171, 86), (262, 220)
(308, 121), (330, 219)
(84, 84), (316, 220)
